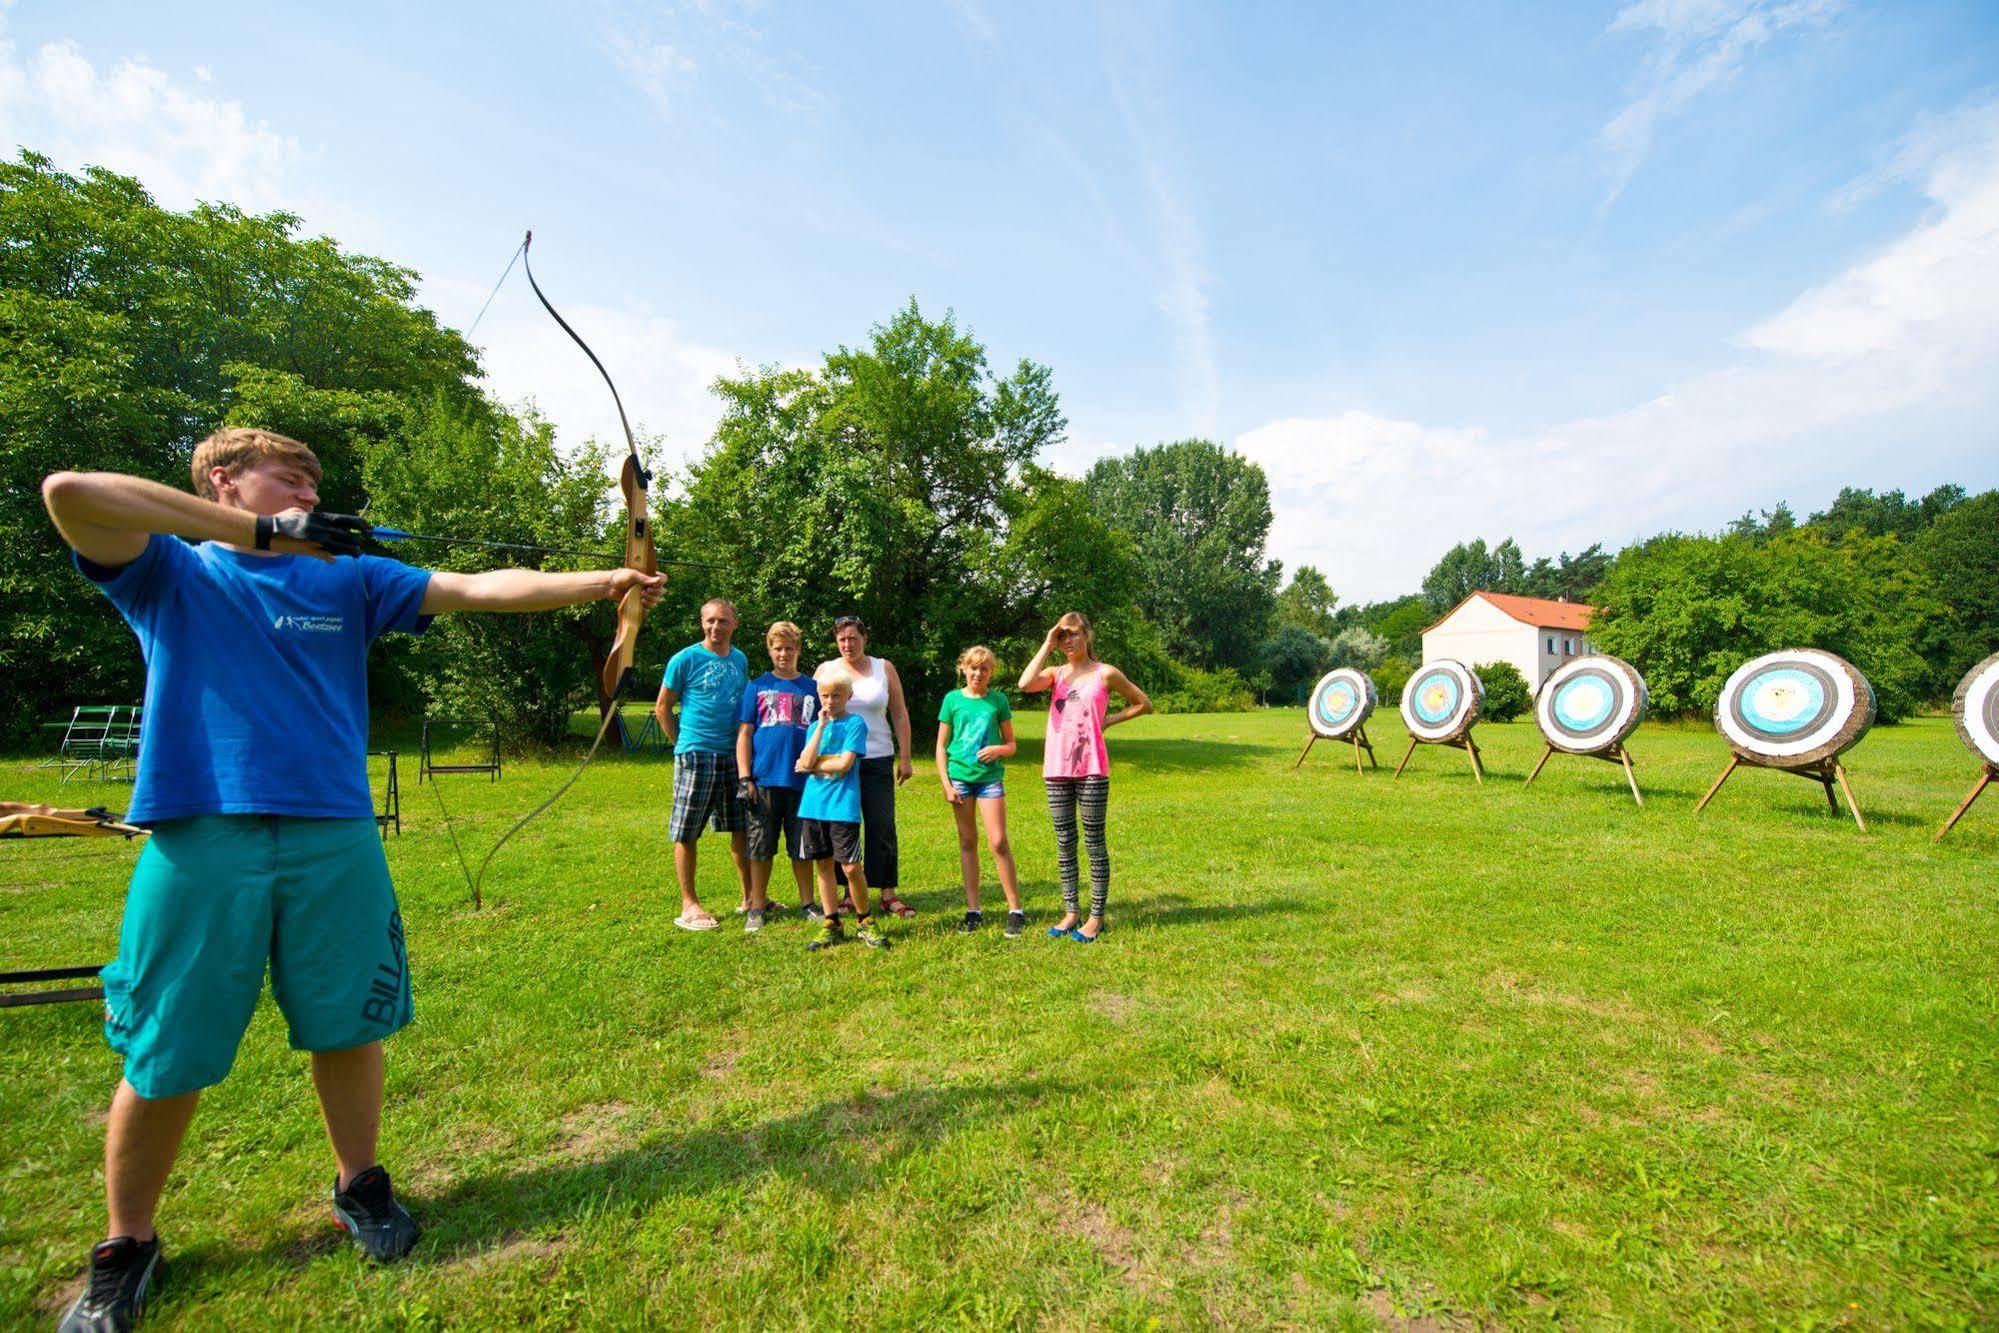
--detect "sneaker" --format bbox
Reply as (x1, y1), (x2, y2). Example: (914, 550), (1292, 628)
(59, 1235), (160, 1332)
(331, 1165), (420, 1263)
(856, 921), (892, 950)
(807, 918), (844, 952)
(957, 910), (984, 934)
(1005, 911), (1026, 938)
(744, 908), (766, 933)
(802, 903), (826, 922)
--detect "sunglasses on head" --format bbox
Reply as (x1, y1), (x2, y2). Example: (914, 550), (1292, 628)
(833, 616), (864, 631)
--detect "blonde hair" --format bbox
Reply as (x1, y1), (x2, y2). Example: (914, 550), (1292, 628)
(957, 644), (998, 679)
(1057, 611), (1097, 661)
(190, 427), (321, 501)
(766, 621), (802, 648)
(814, 661), (854, 693)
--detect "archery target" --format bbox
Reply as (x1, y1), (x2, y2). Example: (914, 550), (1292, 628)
(1400, 660), (1482, 743)
(1535, 655), (1647, 755)
(1308, 669), (1376, 739)
(1952, 651), (1999, 768)
(1715, 649), (1875, 766)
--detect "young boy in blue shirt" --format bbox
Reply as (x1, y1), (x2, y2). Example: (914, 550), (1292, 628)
(734, 621), (819, 932)
(796, 664), (890, 951)
(40, 428), (663, 1332)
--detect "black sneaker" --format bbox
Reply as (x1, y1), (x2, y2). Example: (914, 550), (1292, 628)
(1004, 911), (1026, 938)
(59, 1235), (160, 1332)
(957, 910), (985, 934)
(331, 1165), (420, 1263)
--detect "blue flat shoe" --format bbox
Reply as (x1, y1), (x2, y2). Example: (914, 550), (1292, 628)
(1070, 928), (1102, 944)
(1047, 925), (1071, 938)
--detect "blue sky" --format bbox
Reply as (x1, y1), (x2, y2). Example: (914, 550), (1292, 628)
(5, 1), (1997, 600)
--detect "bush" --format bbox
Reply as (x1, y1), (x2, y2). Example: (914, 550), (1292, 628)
(1153, 663), (1257, 714)
(1474, 660), (1531, 722)
(1375, 656), (1415, 705)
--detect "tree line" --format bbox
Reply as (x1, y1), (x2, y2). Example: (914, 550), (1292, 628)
(3, 151), (1991, 745)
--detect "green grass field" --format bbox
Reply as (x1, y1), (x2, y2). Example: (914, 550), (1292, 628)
(3, 708), (1996, 1328)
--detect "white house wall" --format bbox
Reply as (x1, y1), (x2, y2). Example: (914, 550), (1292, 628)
(1421, 596), (1591, 692)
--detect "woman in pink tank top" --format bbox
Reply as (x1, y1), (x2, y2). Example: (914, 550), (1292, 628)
(1017, 611), (1152, 942)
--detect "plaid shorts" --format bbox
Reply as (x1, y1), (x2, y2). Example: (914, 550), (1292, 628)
(670, 751), (745, 842)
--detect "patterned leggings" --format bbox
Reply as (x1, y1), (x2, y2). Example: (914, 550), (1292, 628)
(1046, 776), (1111, 919)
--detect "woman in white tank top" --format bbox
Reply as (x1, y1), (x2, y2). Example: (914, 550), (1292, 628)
(822, 616), (914, 915)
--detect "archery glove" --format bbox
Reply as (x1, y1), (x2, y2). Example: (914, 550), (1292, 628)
(254, 511), (368, 558)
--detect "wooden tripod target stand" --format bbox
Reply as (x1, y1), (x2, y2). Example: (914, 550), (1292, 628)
(1695, 754), (1866, 831)
(1393, 730), (1485, 783)
(1525, 742), (1642, 806)
(1935, 765), (1998, 843)
(1294, 725), (1378, 774)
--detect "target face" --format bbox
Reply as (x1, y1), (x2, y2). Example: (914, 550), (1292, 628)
(1308, 669), (1376, 739)
(1715, 649), (1875, 766)
(1536, 655), (1647, 755)
(1400, 660), (1482, 743)
(1952, 651), (1999, 768)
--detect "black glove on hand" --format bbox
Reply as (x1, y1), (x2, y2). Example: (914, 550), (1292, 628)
(254, 511), (369, 557)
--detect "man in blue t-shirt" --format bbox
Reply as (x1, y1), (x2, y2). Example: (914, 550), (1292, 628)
(733, 621), (819, 931)
(654, 599), (751, 931)
(39, 428), (664, 1330)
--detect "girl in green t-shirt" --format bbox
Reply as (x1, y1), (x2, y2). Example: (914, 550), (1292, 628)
(935, 645), (1026, 936)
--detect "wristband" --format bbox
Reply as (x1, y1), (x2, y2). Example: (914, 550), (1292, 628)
(253, 515), (274, 550)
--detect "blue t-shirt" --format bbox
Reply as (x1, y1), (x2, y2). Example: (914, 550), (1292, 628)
(76, 534), (431, 824)
(662, 642), (749, 755)
(738, 673), (818, 790)
(797, 713), (868, 824)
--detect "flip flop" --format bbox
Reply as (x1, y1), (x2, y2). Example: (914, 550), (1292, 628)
(674, 912), (719, 932)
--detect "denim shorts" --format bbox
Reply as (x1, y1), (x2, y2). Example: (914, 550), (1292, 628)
(950, 778), (1005, 800)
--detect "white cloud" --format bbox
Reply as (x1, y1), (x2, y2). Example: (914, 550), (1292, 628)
(1600, 0), (1835, 209)
(612, 35), (696, 118)
(1244, 96), (1999, 603)
(0, 35), (298, 210)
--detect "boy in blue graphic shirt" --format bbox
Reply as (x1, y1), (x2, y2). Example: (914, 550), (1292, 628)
(796, 663), (890, 951)
(40, 429), (664, 1331)
(734, 621), (819, 932)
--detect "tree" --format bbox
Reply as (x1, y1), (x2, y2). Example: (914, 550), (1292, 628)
(1520, 544), (1612, 602)
(1911, 490), (1999, 681)
(660, 302), (1105, 722)
(1809, 484), (1965, 541)
(1258, 624), (1329, 705)
(1276, 564), (1338, 639)
(1082, 439), (1282, 673)
(0, 151), (506, 740)
(1588, 529), (1945, 721)
(1725, 503), (1797, 544)
(1327, 626), (1388, 672)
(1474, 660), (1531, 722)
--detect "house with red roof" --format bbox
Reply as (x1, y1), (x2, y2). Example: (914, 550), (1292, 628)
(1420, 591), (1598, 694)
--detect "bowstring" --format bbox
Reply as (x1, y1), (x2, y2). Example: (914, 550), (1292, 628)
(463, 701), (626, 909)
(465, 236), (526, 340)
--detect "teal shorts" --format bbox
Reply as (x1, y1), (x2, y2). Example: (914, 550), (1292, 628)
(101, 816), (412, 1099)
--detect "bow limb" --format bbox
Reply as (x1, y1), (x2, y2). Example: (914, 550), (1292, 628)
(599, 450), (659, 713)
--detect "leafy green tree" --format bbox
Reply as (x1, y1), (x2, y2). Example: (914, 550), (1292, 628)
(1519, 544), (1612, 602)
(1725, 503), (1798, 544)
(1474, 660), (1531, 723)
(660, 302), (1101, 721)
(1258, 624), (1330, 705)
(1588, 529), (1944, 721)
(1911, 490), (1999, 680)
(1421, 537), (1529, 611)
(1276, 564), (1338, 639)
(1373, 599), (1436, 661)
(1375, 656), (1415, 705)
(0, 151), (501, 741)
(1809, 484), (1965, 541)
(1327, 626), (1388, 672)
(1082, 439), (1281, 672)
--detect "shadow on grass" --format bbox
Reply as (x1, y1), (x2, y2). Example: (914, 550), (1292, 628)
(1124, 893), (1309, 928)
(170, 1080), (1075, 1284)
(1011, 737), (1268, 773)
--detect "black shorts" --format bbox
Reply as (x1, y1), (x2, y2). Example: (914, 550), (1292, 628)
(745, 784), (808, 861)
(798, 818), (861, 866)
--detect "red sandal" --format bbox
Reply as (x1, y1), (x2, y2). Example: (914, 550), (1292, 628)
(877, 890), (916, 919)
